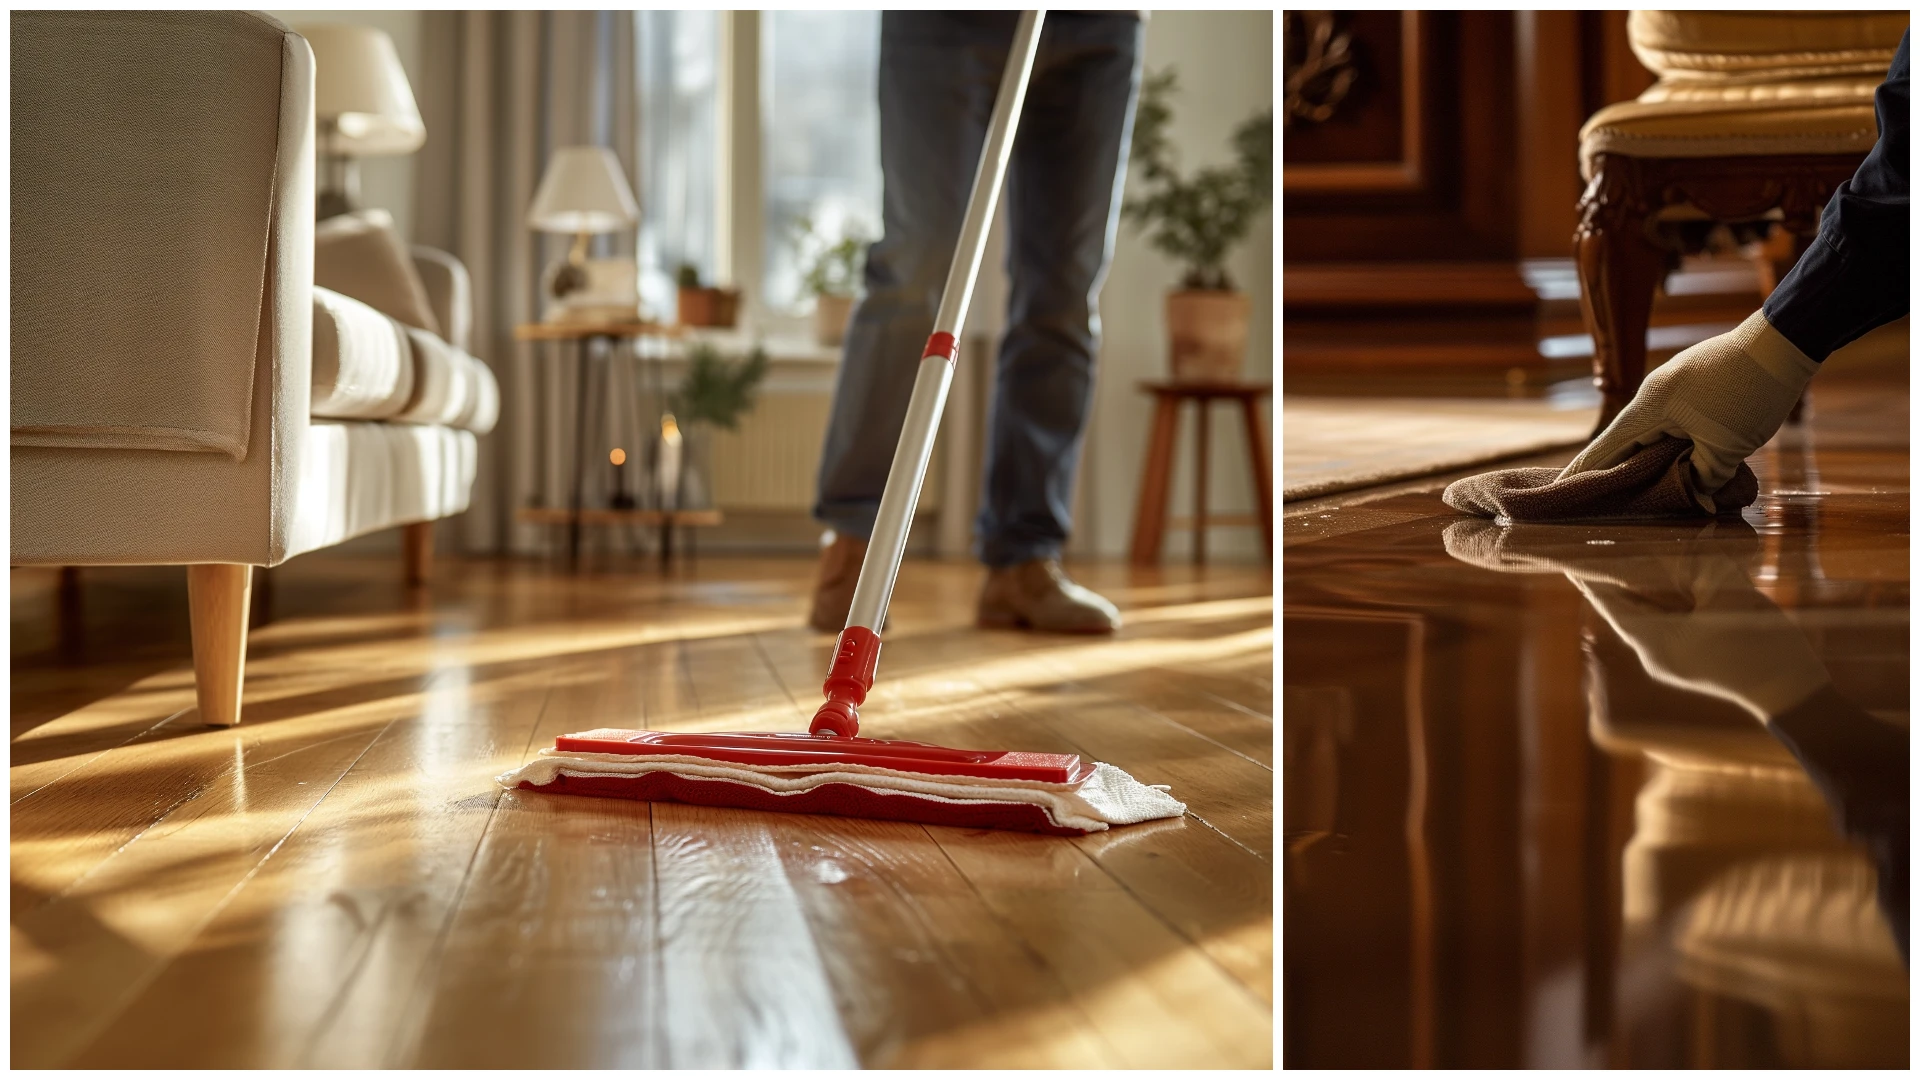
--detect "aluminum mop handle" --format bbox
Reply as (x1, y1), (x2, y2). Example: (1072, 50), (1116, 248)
(812, 10), (1045, 738)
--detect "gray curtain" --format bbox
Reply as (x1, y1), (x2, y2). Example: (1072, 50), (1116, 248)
(413, 10), (646, 556)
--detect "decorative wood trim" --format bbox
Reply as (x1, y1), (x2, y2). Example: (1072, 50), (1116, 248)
(1576, 150), (1864, 427)
(1285, 11), (1425, 193)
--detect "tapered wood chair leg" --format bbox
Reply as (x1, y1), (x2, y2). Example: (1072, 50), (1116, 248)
(404, 521), (435, 586)
(188, 564), (253, 728)
(1130, 395), (1182, 565)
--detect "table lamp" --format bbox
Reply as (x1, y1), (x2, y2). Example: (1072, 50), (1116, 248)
(300, 24), (426, 220)
(527, 146), (640, 301)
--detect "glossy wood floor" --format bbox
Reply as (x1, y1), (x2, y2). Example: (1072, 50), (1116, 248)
(1284, 365), (1909, 1069)
(11, 554), (1272, 1068)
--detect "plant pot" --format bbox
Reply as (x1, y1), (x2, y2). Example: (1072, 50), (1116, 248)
(814, 293), (855, 348)
(677, 286), (741, 329)
(1165, 289), (1250, 383)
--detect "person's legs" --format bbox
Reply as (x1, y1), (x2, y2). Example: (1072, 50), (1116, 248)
(811, 13), (1005, 541)
(1763, 30), (1909, 362)
(975, 13), (1144, 568)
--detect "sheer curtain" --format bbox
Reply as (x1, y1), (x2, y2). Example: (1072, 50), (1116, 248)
(412, 11), (645, 556)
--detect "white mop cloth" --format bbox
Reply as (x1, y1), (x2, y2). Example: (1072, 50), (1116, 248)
(497, 750), (1186, 834)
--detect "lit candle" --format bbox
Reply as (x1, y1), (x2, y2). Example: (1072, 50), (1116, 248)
(657, 414), (683, 512)
(609, 447), (634, 509)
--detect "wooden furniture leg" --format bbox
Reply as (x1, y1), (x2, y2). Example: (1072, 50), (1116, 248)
(1574, 155), (1667, 434)
(1240, 395), (1273, 557)
(188, 563), (253, 728)
(404, 521), (435, 586)
(1129, 393), (1181, 566)
(1193, 398), (1211, 566)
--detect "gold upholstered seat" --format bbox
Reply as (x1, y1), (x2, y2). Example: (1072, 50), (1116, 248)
(1572, 10), (1908, 428)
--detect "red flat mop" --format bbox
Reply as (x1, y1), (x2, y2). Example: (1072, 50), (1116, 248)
(500, 11), (1183, 835)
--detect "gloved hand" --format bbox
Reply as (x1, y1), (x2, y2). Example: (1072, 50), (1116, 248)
(1561, 310), (1819, 499)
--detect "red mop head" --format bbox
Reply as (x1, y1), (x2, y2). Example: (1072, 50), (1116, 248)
(500, 728), (1185, 835)
(499, 616), (1185, 835)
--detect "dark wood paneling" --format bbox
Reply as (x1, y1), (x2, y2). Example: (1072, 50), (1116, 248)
(1282, 11), (1671, 382)
(1284, 10), (1408, 167)
(1284, 11), (1516, 262)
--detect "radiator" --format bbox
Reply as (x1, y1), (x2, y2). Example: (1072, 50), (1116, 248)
(705, 392), (943, 513)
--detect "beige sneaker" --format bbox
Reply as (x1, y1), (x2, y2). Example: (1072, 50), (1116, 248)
(808, 532), (882, 634)
(977, 559), (1121, 634)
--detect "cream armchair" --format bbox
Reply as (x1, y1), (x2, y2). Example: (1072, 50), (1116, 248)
(11, 11), (498, 726)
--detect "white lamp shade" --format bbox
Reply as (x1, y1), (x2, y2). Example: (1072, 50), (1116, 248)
(300, 24), (425, 156)
(528, 147), (640, 234)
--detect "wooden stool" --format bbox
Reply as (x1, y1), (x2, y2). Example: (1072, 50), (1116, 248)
(1129, 380), (1272, 566)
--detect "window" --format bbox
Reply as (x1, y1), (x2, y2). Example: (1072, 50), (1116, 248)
(632, 12), (881, 329)
(759, 11), (882, 313)
(634, 10), (721, 320)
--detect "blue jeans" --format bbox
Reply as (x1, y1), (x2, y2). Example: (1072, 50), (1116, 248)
(812, 12), (1143, 568)
(1763, 31), (1909, 362)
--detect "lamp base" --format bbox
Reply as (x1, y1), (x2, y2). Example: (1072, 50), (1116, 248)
(317, 188), (356, 221)
(317, 151), (362, 221)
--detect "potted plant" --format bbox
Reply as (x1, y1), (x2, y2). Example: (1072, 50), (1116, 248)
(793, 217), (868, 347)
(675, 262), (742, 329)
(1122, 69), (1272, 382)
(663, 341), (770, 509)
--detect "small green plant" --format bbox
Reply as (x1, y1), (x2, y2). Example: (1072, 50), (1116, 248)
(792, 216), (868, 299)
(1122, 68), (1273, 291)
(671, 342), (769, 431)
(675, 262), (705, 290)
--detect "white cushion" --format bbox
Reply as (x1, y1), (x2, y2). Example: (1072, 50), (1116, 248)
(397, 327), (500, 435)
(284, 421), (477, 559)
(310, 287), (415, 420)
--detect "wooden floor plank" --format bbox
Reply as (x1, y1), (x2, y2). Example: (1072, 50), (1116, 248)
(652, 802), (859, 1069)
(756, 614), (1274, 1047)
(931, 828), (1273, 1068)
(747, 631), (1129, 1068)
(396, 645), (661, 1068)
(12, 555), (1272, 1069)
(66, 658), (561, 1069)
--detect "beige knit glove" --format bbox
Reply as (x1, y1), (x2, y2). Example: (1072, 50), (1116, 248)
(1561, 311), (1819, 500)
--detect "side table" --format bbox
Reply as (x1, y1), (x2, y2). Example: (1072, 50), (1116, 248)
(512, 320), (723, 568)
(1129, 380), (1273, 566)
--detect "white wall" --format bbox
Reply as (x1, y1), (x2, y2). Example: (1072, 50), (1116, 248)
(268, 10), (426, 241)
(1086, 10), (1274, 563)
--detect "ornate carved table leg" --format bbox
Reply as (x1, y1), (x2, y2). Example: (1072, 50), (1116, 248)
(1574, 154), (1667, 434)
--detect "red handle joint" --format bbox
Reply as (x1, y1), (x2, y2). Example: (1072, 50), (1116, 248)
(922, 332), (958, 363)
(811, 626), (882, 737)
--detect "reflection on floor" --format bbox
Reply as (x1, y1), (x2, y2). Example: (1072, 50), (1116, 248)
(1283, 368), (1908, 1069)
(11, 556), (1272, 1068)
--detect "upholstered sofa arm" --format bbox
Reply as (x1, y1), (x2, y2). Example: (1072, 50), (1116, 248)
(411, 246), (474, 353)
(10, 10), (315, 567)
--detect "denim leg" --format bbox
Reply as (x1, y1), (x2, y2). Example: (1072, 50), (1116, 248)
(1763, 30), (1909, 362)
(811, 14), (1003, 539)
(975, 14), (1144, 568)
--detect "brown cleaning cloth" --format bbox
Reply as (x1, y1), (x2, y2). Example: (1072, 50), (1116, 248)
(1443, 436), (1758, 522)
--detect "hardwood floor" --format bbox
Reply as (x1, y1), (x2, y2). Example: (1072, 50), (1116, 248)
(1283, 367), (1908, 1068)
(11, 555), (1273, 1068)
